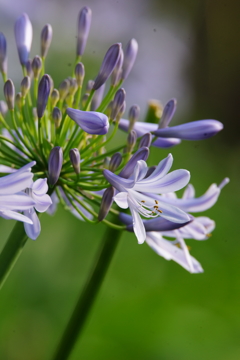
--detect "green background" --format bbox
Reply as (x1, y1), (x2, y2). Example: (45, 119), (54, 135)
(0, 0), (239, 359)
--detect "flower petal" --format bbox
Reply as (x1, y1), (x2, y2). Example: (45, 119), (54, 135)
(103, 169), (135, 192)
(130, 206), (146, 244)
(23, 208), (41, 240)
(134, 169), (190, 194)
(113, 192), (129, 209)
(0, 209), (33, 224)
(153, 120), (223, 140)
(146, 154), (173, 181)
(67, 108), (109, 135)
(32, 178), (48, 195)
(0, 193), (35, 210)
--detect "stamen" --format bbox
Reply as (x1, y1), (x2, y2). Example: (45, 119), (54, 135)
(155, 200), (158, 204)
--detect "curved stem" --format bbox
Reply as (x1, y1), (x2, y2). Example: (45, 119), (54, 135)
(0, 221), (28, 290)
(51, 225), (123, 360)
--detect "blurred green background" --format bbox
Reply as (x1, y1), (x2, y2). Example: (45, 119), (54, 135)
(0, 0), (239, 359)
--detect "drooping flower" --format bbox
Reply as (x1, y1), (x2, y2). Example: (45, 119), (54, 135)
(104, 153), (190, 244)
(0, 162), (36, 223)
(23, 178), (52, 240)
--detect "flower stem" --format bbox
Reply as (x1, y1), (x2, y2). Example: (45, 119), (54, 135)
(51, 225), (123, 360)
(0, 221), (28, 290)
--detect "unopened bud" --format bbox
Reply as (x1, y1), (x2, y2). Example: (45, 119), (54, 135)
(52, 107), (62, 128)
(69, 78), (78, 96)
(121, 38), (138, 80)
(111, 48), (124, 86)
(111, 88), (126, 120)
(48, 146), (63, 186)
(14, 13), (32, 66)
(16, 92), (22, 108)
(32, 56), (42, 79)
(98, 186), (115, 221)
(75, 62), (85, 87)
(138, 132), (152, 148)
(0, 100), (8, 115)
(158, 98), (177, 128)
(127, 130), (137, 151)
(91, 84), (105, 111)
(93, 43), (122, 90)
(37, 74), (51, 118)
(119, 101), (126, 117)
(51, 89), (59, 107)
(26, 59), (33, 78)
(20, 76), (31, 98)
(41, 24), (53, 58)
(109, 152), (122, 172)
(4, 79), (15, 110)
(59, 79), (70, 100)
(0, 32), (7, 74)
(77, 6), (92, 56)
(69, 148), (80, 175)
(86, 80), (94, 94)
(128, 104), (140, 131)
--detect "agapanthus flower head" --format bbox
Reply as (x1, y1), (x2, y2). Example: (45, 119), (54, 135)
(0, 8), (227, 273)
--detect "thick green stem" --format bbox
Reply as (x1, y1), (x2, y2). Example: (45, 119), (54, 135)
(0, 222), (28, 290)
(51, 225), (123, 360)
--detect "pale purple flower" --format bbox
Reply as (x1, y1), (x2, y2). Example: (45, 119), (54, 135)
(104, 153), (190, 244)
(67, 108), (109, 135)
(24, 178), (52, 240)
(0, 161), (36, 224)
(14, 13), (32, 66)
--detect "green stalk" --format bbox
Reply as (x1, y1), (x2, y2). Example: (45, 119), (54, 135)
(51, 224), (123, 360)
(0, 222), (28, 290)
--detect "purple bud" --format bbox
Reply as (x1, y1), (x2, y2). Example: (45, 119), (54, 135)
(159, 98), (177, 128)
(0, 32), (7, 74)
(91, 84), (105, 111)
(111, 48), (124, 86)
(20, 76), (31, 97)
(86, 80), (94, 93)
(37, 74), (51, 118)
(48, 146), (63, 186)
(111, 88), (126, 120)
(119, 213), (192, 232)
(41, 24), (53, 58)
(128, 104), (140, 131)
(32, 56), (42, 79)
(98, 186), (115, 221)
(77, 6), (92, 56)
(119, 147), (149, 178)
(153, 120), (224, 140)
(4, 79), (15, 110)
(127, 130), (137, 151)
(121, 38), (138, 80)
(51, 89), (59, 107)
(52, 107), (62, 128)
(75, 62), (85, 87)
(93, 43), (122, 90)
(67, 108), (109, 135)
(59, 79), (70, 100)
(69, 78), (78, 96)
(14, 13), (33, 66)
(69, 148), (81, 175)
(26, 59), (33, 78)
(138, 132), (152, 148)
(119, 101), (126, 117)
(109, 152), (122, 172)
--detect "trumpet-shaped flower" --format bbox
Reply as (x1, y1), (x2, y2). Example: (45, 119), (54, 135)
(23, 178), (52, 240)
(67, 108), (109, 135)
(104, 153), (190, 244)
(0, 161), (36, 223)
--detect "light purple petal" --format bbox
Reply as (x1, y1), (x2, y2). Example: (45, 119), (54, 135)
(32, 193), (52, 212)
(0, 209), (33, 224)
(0, 193), (35, 210)
(134, 169), (190, 194)
(103, 169), (135, 192)
(146, 154), (173, 181)
(133, 160), (148, 182)
(23, 208), (41, 240)
(182, 184), (195, 199)
(153, 120), (223, 140)
(130, 206), (146, 244)
(113, 192), (128, 208)
(152, 137), (181, 148)
(32, 178), (48, 195)
(119, 147), (149, 179)
(146, 232), (203, 273)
